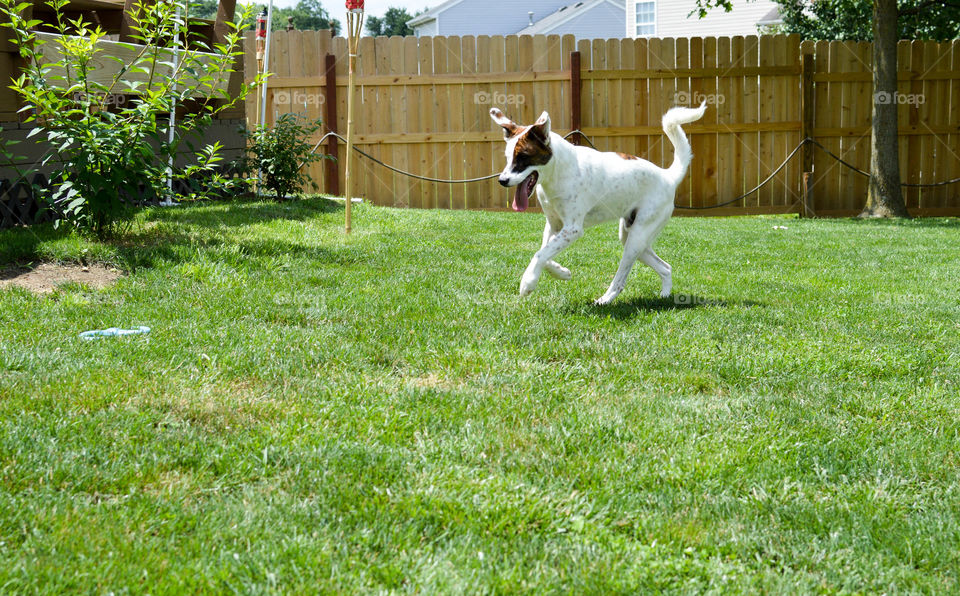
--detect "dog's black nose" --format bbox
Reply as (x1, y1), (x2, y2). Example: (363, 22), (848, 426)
(498, 177), (509, 187)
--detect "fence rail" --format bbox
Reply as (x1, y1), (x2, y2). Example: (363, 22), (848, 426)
(245, 31), (960, 217)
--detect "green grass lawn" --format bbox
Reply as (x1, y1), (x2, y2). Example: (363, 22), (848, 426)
(1, 198), (959, 593)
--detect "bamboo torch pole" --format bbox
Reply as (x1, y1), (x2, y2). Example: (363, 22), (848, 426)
(254, 8), (267, 127)
(258, 0), (274, 130)
(256, 3), (274, 198)
(344, 1), (364, 234)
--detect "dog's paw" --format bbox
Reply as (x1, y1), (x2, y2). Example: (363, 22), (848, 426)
(660, 279), (673, 298)
(519, 273), (539, 297)
(545, 262), (572, 280)
(594, 294), (614, 306)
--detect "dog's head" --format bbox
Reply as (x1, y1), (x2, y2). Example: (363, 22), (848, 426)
(489, 108), (552, 212)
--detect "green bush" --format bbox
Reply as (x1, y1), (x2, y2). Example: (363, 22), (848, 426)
(0, 0), (263, 237)
(237, 113), (328, 201)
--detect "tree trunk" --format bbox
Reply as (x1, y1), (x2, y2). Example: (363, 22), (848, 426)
(861, 0), (910, 218)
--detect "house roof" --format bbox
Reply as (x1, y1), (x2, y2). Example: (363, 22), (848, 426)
(515, 0), (624, 36)
(407, 0), (466, 26)
(756, 6), (783, 26)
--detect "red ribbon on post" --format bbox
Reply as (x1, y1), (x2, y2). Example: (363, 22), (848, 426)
(345, 0), (364, 10)
(256, 10), (267, 38)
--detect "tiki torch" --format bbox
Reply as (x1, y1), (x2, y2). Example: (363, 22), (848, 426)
(344, 0), (364, 234)
(254, 9), (266, 127)
(257, 4), (274, 133)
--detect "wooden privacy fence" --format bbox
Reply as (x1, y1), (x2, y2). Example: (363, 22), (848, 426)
(245, 31), (960, 217)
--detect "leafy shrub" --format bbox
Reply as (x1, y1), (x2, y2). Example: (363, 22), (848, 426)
(237, 113), (328, 201)
(0, 0), (263, 237)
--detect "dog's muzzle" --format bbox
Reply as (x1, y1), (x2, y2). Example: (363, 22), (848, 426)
(498, 176), (511, 187)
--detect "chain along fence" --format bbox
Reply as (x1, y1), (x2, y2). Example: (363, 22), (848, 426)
(248, 31), (960, 217)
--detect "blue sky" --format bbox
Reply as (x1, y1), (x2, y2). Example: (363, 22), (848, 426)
(268, 0), (435, 35)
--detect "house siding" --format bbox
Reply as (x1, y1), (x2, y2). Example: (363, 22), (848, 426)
(540, 1), (626, 38)
(414, 19), (439, 37)
(414, 0), (571, 36)
(628, 0), (778, 38)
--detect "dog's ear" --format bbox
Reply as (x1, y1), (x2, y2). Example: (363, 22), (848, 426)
(532, 111), (551, 144)
(490, 108), (520, 138)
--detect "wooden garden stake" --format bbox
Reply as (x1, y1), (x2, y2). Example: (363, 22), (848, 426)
(344, 0), (364, 234)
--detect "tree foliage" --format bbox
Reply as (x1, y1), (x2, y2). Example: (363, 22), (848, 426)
(190, 0), (218, 19)
(236, 114), (327, 200)
(693, 0), (960, 41)
(771, 0), (960, 41)
(247, 0), (340, 35)
(0, 0), (260, 237)
(365, 7), (419, 37)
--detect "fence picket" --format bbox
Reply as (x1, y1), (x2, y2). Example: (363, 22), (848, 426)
(701, 36), (719, 208)
(403, 36), (422, 209)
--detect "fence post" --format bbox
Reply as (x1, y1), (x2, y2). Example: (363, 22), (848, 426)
(212, 0), (238, 46)
(118, 0), (137, 43)
(323, 53), (340, 197)
(570, 51), (582, 145)
(800, 50), (815, 217)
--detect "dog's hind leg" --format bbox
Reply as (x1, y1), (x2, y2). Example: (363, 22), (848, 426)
(619, 208), (638, 245)
(597, 211), (668, 305)
(596, 233), (645, 305)
(540, 221), (572, 280)
(640, 247), (672, 298)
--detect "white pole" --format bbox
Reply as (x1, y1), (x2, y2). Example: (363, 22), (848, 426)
(162, 4), (182, 206)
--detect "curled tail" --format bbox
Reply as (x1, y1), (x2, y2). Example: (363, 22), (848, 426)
(662, 102), (707, 186)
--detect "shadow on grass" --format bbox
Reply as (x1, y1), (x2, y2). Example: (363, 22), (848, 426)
(0, 227), (44, 265)
(567, 294), (764, 319)
(143, 196), (343, 230)
(106, 229), (364, 271)
(235, 238), (364, 266)
(827, 217), (960, 229)
(0, 197), (346, 266)
(0, 264), (28, 280)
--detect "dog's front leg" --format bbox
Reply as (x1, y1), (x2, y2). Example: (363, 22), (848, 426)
(540, 221), (572, 281)
(520, 225), (583, 296)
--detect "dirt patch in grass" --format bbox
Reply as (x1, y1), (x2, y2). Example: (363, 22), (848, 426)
(0, 262), (123, 294)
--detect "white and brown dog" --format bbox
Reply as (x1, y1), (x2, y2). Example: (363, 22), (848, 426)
(490, 103), (707, 305)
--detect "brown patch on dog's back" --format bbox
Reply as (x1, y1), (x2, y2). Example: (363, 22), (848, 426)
(616, 152), (639, 160)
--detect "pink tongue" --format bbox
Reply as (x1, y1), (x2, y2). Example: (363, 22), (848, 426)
(512, 174), (533, 212)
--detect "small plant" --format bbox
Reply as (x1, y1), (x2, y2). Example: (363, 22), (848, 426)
(237, 113), (328, 201)
(0, 0), (264, 237)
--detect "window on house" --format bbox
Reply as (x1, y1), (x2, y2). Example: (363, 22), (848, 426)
(636, 1), (655, 36)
